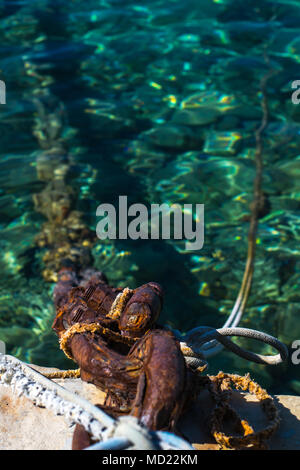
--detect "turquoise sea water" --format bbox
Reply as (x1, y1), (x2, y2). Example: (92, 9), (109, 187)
(0, 0), (300, 395)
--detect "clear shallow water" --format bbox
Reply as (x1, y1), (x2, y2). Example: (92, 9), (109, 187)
(0, 0), (300, 395)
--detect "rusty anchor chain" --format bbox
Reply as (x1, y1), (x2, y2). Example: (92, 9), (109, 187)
(21, 44), (288, 450)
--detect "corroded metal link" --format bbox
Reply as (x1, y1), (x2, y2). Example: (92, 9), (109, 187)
(52, 274), (191, 436)
(129, 329), (194, 430)
(53, 272), (164, 340)
(119, 282), (164, 338)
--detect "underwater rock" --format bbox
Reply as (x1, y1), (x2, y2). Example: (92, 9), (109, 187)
(289, 380), (300, 395)
(141, 124), (197, 149)
(281, 270), (300, 304)
(180, 91), (237, 111)
(203, 131), (242, 155)
(124, 140), (168, 175)
(278, 157), (300, 192)
(221, 21), (279, 49)
(0, 195), (25, 222)
(216, 114), (240, 131)
(83, 98), (134, 136)
(286, 37), (300, 63)
(0, 223), (36, 278)
(0, 326), (37, 353)
(171, 91), (238, 126)
(146, 152), (255, 209)
(171, 107), (219, 126)
(0, 55), (52, 92)
(0, 154), (39, 191)
(276, 303), (300, 345)
(0, 9), (43, 45)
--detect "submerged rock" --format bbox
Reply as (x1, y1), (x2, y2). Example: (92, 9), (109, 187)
(141, 124), (197, 148)
(172, 107), (219, 126)
(203, 130), (242, 155)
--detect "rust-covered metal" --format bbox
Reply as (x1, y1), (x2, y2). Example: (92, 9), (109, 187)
(52, 267), (197, 448)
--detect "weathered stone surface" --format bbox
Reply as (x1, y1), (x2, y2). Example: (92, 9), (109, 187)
(0, 384), (73, 450)
(0, 365), (300, 450)
(0, 366), (106, 450)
